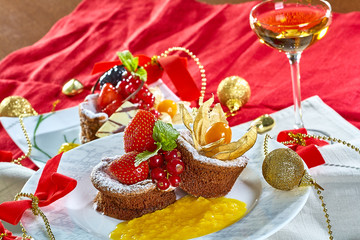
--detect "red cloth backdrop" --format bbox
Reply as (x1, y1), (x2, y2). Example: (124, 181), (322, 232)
(1, 0), (360, 168)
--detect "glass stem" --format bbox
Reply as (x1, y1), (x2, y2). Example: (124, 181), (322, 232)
(286, 52), (304, 129)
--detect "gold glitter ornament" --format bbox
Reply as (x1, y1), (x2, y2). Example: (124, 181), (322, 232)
(262, 148), (314, 190)
(0, 96), (38, 117)
(62, 78), (84, 96)
(217, 76), (250, 113)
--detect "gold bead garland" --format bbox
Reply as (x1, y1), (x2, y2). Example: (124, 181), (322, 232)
(263, 134), (333, 239)
(14, 193), (55, 240)
(144, 47), (207, 105)
(263, 130), (360, 240)
(11, 114), (33, 166)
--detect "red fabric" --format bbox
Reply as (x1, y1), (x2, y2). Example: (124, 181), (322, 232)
(0, 221), (23, 240)
(1, 0), (360, 169)
(277, 128), (329, 168)
(0, 153), (77, 225)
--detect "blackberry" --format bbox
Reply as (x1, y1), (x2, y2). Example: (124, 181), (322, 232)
(99, 65), (128, 88)
(92, 65), (128, 93)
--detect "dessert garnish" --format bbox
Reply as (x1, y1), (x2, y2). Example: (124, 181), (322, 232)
(108, 151), (149, 185)
(157, 99), (178, 118)
(108, 109), (183, 190)
(95, 101), (138, 137)
(93, 51), (157, 117)
(180, 96), (257, 160)
(109, 195), (247, 240)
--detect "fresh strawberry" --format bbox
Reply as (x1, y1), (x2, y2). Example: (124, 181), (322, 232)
(108, 151), (149, 185)
(124, 110), (157, 153)
(102, 98), (123, 116)
(97, 82), (120, 110)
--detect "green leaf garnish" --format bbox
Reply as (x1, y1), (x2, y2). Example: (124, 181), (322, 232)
(117, 50), (137, 73)
(135, 142), (161, 167)
(117, 50), (147, 82)
(153, 120), (179, 151)
(134, 67), (147, 82)
(134, 120), (179, 167)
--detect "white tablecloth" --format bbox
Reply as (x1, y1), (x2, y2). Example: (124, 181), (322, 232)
(1, 95), (360, 239)
(235, 96), (360, 240)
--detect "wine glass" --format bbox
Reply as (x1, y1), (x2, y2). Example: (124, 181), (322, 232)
(250, 0), (332, 129)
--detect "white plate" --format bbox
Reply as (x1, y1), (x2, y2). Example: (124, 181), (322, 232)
(20, 128), (310, 240)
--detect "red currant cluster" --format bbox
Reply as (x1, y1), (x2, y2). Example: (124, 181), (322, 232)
(149, 149), (185, 190)
(96, 67), (160, 117)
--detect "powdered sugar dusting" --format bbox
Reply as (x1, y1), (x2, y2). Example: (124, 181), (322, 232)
(90, 155), (156, 195)
(79, 93), (108, 120)
(178, 130), (248, 167)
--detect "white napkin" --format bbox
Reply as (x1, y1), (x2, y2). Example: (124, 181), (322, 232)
(233, 96), (360, 240)
(0, 162), (35, 203)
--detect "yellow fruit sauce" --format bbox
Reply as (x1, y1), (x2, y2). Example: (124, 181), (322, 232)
(110, 195), (247, 240)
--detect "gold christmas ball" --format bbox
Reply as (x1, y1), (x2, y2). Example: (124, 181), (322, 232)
(0, 96), (38, 117)
(262, 148), (305, 191)
(62, 78), (84, 96)
(217, 76), (251, 113)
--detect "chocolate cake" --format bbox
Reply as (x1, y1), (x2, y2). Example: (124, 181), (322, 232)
(90, 156), (176, 220)
(177, 130), (248, 198)
(79, 94), (108, 144)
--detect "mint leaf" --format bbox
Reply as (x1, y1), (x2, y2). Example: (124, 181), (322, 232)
(117, 50), (137, 73)
(135, 143), (161, 167)
(153, 120), (179, 151)
(135, 67), (147, 82)
(117, 50), (147, 82)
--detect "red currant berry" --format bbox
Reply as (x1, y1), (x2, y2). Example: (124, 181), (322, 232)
(149, 155), (164, 169)
(169, 175), (181, 187)
(164, 149), (181, 162)
(130, 77), (142, 88)
(150, 167), (166, 181)
(130, 96), (142, 104)
(157, 177), (170, 190)
(124, 83), (136, 96)
(150, 109), (160, 119)
(139, 102), (151, 110)
(166, 159), (184, 175)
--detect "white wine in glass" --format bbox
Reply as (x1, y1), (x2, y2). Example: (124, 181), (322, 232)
(250, 0), (331, 128)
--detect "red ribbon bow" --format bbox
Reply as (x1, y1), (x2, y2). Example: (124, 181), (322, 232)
(277, 128), (329, 168)
(0, 221), (24, 240)
(91, 54), (201, 102)
(0, 153), (77, 225)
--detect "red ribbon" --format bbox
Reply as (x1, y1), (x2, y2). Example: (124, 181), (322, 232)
(0, 221), (23, 240)
(91, 54), (200, 101)
(277, 128), (329, 168)
(0, 151), (13, 163)
(0, 153), (77, 225)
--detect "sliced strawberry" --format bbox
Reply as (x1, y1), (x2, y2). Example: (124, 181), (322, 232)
(97, 83), (120, 110)
(102, 98), (123, 116)
(124, 110), (157, 153)
(108, 151), (149, 185)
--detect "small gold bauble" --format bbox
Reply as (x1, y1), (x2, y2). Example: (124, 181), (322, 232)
(250, 114), (275, 134)
(0, 96), (38, 117)
(62, 78), (84, 96)
(217, 76), (250, 113)
(262, 148), (305, 191)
